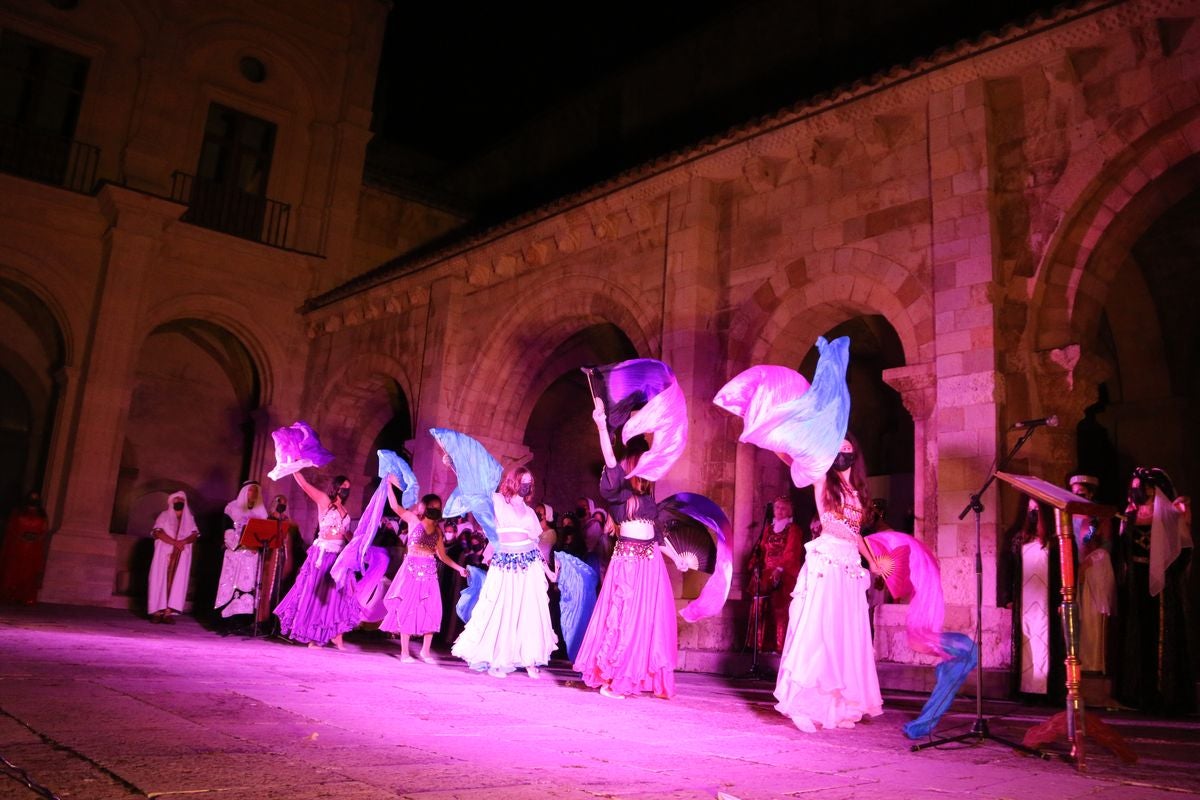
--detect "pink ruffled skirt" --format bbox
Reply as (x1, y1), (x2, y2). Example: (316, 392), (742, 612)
(574, 538), (677, 698)
(380, 554), (442, 635)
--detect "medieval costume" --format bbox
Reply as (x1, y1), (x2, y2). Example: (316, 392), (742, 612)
(745, 507), (806, 653)
(0, 491), (49, 605)
(147, 491), (199, 621)
(214, 481), (268, 618)
(1113, 469), (1194, 714)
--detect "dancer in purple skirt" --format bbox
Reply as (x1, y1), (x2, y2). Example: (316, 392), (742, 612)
(574, 398), (689, 699)
(274, 470), (362, 649)
(379, 479), (466, 662)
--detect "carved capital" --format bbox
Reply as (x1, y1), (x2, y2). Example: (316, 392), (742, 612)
(882, 362), (936, 420)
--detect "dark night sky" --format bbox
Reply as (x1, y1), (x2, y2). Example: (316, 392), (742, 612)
(369, 0), (1072, 214)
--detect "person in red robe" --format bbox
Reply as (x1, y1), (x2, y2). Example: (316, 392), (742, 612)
(0, 491), (49, 605)
(745, 496), (806, 653)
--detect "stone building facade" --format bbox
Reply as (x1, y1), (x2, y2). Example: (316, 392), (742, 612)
(3, 0), (1197, 675)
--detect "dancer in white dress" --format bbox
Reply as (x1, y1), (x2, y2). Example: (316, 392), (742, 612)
(774, 437), (885, 732)
(452, 466), (558, 678)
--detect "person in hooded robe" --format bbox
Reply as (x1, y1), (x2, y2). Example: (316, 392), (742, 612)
(214, 481), (269, 625)
(147, 491), (200, 623)
(1113, 467), (1193, 715)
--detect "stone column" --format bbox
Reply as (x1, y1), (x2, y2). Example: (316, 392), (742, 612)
(660, 177), (734, 652)
(40, 186), (184, 606)
(882, 362), (936, 542)
(927, 79), (1007, 666)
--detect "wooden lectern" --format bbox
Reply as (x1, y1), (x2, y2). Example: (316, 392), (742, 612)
(996, 472), (1136, 769)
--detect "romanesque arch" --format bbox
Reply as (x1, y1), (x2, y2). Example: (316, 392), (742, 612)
(317, 352), (416, 497)
(457, 274), (659, 446)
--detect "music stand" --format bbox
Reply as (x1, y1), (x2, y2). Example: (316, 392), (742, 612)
(994, 472), (1133, 769)
(240, 518), (289, 638)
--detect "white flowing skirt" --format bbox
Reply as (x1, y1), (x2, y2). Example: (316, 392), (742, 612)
(774, 534), (882, 732)
(451, 542), (556, 673)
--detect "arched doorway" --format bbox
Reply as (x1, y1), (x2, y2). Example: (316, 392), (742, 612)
(522, 323), (640, 516)
(115, 318), (261, 611)
(796, 315), (914, 531)
(0, 279), (65, 518)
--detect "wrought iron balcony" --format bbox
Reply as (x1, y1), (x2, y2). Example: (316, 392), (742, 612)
(0, 121), (99, 193)
(170, 171), (291, 250)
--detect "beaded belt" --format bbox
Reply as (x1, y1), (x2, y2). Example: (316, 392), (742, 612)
(492, 549), (541, 571)
(613, 538), (655, 560)
(404, 554), (436, 578)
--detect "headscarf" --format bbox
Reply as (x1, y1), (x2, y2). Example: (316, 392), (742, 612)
(1149, 489), (1191, 597)
(224, 481), (267, 528)
(151, 491), (199, 542)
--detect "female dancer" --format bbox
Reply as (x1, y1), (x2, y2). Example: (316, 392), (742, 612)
(380, 482), (467, 663)
(274, 471), (362, 649)
(774, 436), (884, 731)
(574, 398), (690, 700)
(451, 465), (557, 678)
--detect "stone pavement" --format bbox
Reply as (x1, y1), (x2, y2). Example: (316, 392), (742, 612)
(1, 606), (1197, 800)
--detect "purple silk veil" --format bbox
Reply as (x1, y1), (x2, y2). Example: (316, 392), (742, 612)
(331, 449), (419, 590)
(586, 359), (688, 482)
(713, 336), (851, 488)
(429, 428), (502, 544)
(267, 421), (334, 481)
(658, 492), (733, 622)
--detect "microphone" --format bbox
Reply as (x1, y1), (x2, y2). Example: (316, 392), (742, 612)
(1012, 415), (1059, 430)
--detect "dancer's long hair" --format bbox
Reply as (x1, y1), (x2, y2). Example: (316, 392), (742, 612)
(326, 474), (350, 501)
(820, 433), (870, 517)
(498, 465), (533, 501)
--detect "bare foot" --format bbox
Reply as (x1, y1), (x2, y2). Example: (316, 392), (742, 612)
(418, 652), (436, 664)
(307, 643), (322, 649)
(332, 636), (345, 651)
(487, 667), (508, 679)
(599, 685), (625, 700)
(399, 653), (416, 664)
(526, 665), (540, 679)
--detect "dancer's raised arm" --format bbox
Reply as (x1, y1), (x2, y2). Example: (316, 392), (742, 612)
(593, 396), (618, 469)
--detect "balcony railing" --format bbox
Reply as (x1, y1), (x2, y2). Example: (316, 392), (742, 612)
(170, 171), (291, 250)
(0, 121), (99, 193)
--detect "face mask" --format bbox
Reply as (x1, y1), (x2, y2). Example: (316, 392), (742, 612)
(337, 488), (350, 502)
(517, 483), (533, 498)
(173, 501), (185, 511)
(276, 503), (286, 513)
(424, 507), (443, 521)
(832, 451), (856, 472)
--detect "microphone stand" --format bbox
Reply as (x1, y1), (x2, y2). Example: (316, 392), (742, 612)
(912, 424), (1048, 758)
(739, 505), (774, 681)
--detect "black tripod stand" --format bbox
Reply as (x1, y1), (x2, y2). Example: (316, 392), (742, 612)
(739, 505), (775, 681)
(912, 426), (1047, 758)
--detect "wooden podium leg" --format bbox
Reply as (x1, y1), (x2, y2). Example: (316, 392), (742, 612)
(1022, 710), (1137, 764)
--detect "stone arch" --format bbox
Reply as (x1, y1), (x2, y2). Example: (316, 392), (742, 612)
(1032, 105), (1200, 351)
(457, 275), (659, 444)
(0, 258), (77, 368)
(136, 293), (284, 408)
(733, 250), (930, 369)
(317, 352), (417, 481)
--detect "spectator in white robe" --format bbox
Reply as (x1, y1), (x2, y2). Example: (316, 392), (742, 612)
(214, 481), (268, 620)
(148, 491), (200, 624)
